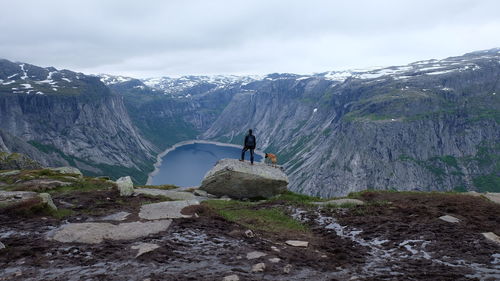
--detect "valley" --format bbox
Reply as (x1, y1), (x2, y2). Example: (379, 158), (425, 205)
(1, 49), (499, 197)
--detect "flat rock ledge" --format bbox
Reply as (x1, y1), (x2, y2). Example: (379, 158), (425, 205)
(47, 220), (172, 244)
(200, 158), (288, 199)
(139, 200), (200, 220)
(313, 198), (365, 206)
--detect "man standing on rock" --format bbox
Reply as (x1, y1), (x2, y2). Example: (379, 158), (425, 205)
(240, 129), (256, 165)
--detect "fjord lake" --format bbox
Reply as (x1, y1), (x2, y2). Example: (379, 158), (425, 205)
(149, 142), (263, 187)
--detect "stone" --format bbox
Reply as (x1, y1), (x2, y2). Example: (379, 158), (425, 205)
(246, 251), (267, 260)
(439, 215), (460, 223)
(200, 158), (288, 199)
(283, 264), (293, 274)
(0, 241), (5, 249)
(116, 176), (134, 196)
(269, 257), (280, 263)
(139, 200), (199, 220)
(39, 193), (57, 210)
(135, 188), (199, 200)
(49, 167), (83, 177)
(285, 240), (309, 247)
(271, 246), (280, 252)
(48, 220), (172, 244)
(482, 232), (500, 245)
(222, 275), (240, 281)
(313, 198), (365, 206)
(251, 262), (266, 272)
(99, 211), (131, 221)
(244, 230), (255, 238)
(0, 170), (20, 177)
(131, 242), (160, 257)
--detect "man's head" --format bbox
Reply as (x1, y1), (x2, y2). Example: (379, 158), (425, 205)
(248, 129), (253, 135)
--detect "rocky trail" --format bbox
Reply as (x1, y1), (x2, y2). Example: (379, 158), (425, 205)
(1, 167), (500, 280)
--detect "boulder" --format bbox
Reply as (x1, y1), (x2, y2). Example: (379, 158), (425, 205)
(116, 176), (134, 196)
(439, 215), (460, 223)
(39, 193), (57, 211)
(49, 167), (83, 177)
(200, 159), (288, 199)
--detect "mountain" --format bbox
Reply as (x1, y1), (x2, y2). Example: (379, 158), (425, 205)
(201, 49), (500, 196)
(0, 59), (156, 183)
(1, 49), (498, 196)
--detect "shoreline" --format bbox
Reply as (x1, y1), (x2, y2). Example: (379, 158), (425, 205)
(146, 140), (265, 185)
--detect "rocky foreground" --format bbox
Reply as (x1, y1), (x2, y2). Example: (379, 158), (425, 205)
(1, 167), (500, 280)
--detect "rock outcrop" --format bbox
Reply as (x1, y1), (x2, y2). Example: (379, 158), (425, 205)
(200, 159), (288, 199)
(0, 190), (57, 211)
(0, 151), (42, 170)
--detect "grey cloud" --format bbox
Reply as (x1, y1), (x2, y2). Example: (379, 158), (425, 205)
(0, 0), (499, 77)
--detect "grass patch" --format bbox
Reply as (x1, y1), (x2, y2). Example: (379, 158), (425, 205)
(204, 200), (308, 233)
(47, 177), (115, 193)
(473, 174), (500, 192)
(269, 190), (321, 205)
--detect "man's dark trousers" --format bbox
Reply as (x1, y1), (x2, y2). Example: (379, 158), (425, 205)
(241, 146), (255, 164)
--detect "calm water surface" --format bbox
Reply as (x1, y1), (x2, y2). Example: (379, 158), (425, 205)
(150, 142), (262, 187)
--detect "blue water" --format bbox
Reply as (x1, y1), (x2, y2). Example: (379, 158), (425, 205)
(150, 142), (262, 187)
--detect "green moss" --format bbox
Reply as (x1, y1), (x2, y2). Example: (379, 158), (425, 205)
(204, 200), (308, 233)
(270, 190), (321, 205)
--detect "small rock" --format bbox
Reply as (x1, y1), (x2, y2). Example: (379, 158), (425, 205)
(439, 215), (460, 223)
(285, 240), (309, 247)
(247, 251), (267, 260)
(222, 274), (239, 281)
(482, 232), (500, 245)
(39, 193), (57, 210)
(271, 246), (280, 252)
(131, 243), (160, 257)
(116, 176), (134, 196)
(100, 211), (131, 221)
(251, 262), (266, 272)
(283, 264), (292, 274)
(321, 254), (327, 258)
(236, 255), (242, 260)
(268, 257), (280, 263)
(0, 241), (5, 249)
(244, 229), (255, 238)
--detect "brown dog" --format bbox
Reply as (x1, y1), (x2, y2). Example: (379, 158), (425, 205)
(265, 153), (278, 166)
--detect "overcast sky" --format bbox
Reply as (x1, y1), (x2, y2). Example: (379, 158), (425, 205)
(1, 0), (499, 78)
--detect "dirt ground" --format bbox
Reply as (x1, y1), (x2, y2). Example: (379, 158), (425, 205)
(0, 191), (499, 280)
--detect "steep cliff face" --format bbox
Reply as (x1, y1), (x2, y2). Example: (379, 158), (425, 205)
(103, 76), (240, 150)
(0, 60), (156, 183)
(202, 49), (500, 196)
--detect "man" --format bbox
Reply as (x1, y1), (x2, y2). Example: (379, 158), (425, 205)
(240, 129), (256, 164)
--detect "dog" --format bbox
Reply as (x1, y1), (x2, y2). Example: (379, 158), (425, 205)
(265, 153), (278, 167)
